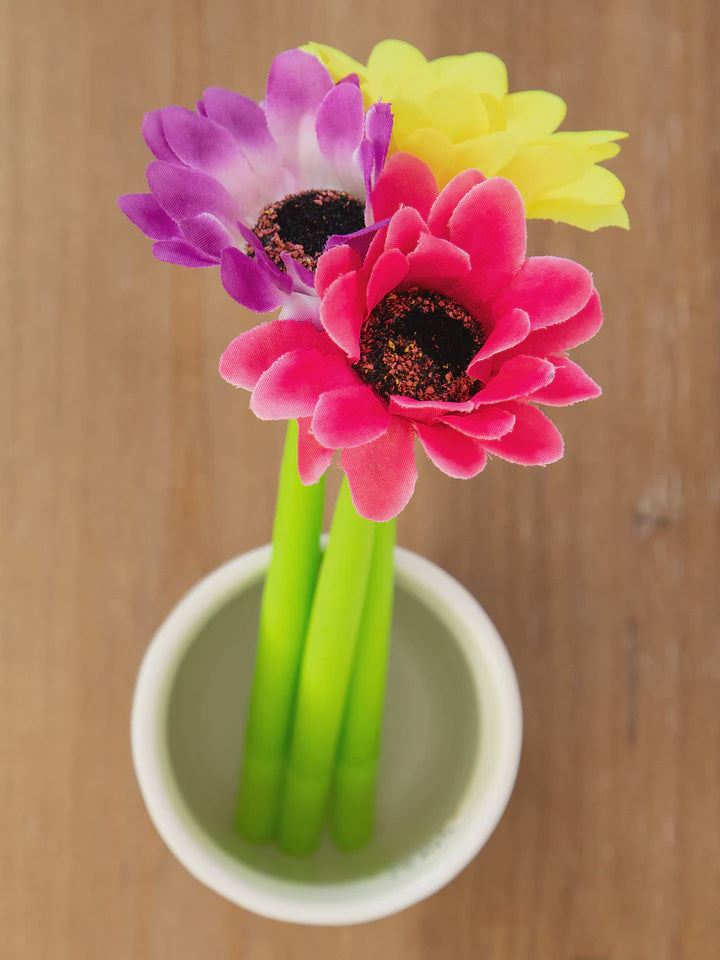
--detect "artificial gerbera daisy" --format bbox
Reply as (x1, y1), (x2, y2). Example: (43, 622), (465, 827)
(305, 39), (628, 231)
(219, 153), (603, 521)
(119, 49), (392, 319)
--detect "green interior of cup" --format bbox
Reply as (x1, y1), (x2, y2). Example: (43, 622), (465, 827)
(165, 573), (479, 884)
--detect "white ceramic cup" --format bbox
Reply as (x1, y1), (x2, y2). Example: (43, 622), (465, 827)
(131, 545), (522, 925)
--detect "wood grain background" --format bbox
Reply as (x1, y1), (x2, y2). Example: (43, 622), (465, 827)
(2, 1), (718, 957)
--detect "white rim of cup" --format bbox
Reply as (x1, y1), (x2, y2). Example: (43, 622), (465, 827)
(131, 545), (523, 926)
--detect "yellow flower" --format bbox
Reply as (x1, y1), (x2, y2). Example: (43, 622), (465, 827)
(304, 40), (628, 231)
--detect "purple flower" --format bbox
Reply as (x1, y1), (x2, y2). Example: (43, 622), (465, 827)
(119, 49), (392, 320)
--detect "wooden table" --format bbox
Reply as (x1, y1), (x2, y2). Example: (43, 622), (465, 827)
(2, 1), (718, 957)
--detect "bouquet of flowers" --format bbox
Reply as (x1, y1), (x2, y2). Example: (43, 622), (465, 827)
(120, 40), (626, 857)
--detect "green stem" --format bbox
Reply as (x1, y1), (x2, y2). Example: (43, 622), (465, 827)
(330, 518), (396, 850)
(235, 420), (325, 843)
(277, 477), (376, 855)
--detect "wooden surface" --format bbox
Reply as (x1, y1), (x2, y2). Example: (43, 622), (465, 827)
(2, 1), (718, 957)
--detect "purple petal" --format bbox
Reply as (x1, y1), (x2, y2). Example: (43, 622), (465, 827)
(315, 81), (364, 163)
(178, 214), (232, 260)
(201, 87), (277, 158)
(157, 106), (244, 176)
(152, 239), (216, 267)
(146, 160), (238, 223)
(365, 102), (393, 188)
(265, 49), (333, 145)
(118, 193), (178, 240)
(142, 110), (178, 162)
(280, 253), (316, 293)
(325, 220), (389, 258)
(220, 246), (291, 312)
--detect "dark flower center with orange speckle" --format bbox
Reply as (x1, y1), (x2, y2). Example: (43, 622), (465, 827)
(356, 288), (486, 403)
(251, 189), (365, 272)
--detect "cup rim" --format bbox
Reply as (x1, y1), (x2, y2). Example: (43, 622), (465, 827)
(131, 545), (522, 926)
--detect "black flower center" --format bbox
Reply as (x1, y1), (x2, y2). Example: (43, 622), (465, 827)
(251, 189), (365, 272)
(356, 288), (486, 402)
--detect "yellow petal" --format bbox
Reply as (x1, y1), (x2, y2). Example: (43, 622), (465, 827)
(388, 96), (432, 142)
(588, 142), (621, 162)
(547, 129), (628, 146)
(526, 198), (630, 230)
(541, 164), (626, 205)
(498, 143), (592, 201)
(449, 130), (520, 179)
(303, 42), (367, 82)
(366, 40), (428, 93)
(423, 87), (490, 142)
(429, 52), (508, 97)
(396, 128), (461, 187)
(504, 90), (567, 139)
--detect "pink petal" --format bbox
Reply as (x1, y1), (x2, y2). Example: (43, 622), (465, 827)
(341, 418), (418, 521)
(385, 206), (427, 254)
(311, 385), (390, 448)
(178, 214), (232, 259)
(448, 178), (527, 303)
(474, 356), (556, 404)
(511, 289), (603, 357)
(388, 395), (474, 424)
(441, 407), (516, 439)
(201, 87), (277, 160)
(250, 349), (356, 420)
(530, 357), (601, 405)
(219, 320), (341, 389)
(315, 244), (363, 297)
(370, 152), (438, 222)
(157, 106), (246, 179)
(428, 169), (487, 238)
(142, 110), (178, 162)
(366, 249), (410, 312)
(320, 270), (367, 362)
(492, 256), (594, 331)
(482, 402), (564, 465)
(405, 234), (471, 286)
(416, 423), (488, 479)
(468, 309), (531, 372)
(297, 417), (335, 484)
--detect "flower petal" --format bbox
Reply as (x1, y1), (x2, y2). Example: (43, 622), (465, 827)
(341, 418), (418, 521)
(152, 239), (216, 267)
(388, 395), (474, 424)
(250, 349), (356, 420)
(530, 357), (601, 405)
(311, 385), (390, 448)
(297, 417), (335, 484)
(468, 308), (531, 373)
(405, 233), (471, 285)
(264, 49), (333, 146)
(447, 178), (527, 302)
(315, 80), (365, 162)
(370, 152), (438, 222)
(315, 243), (364, 297)
(441, 407), (516, 439)
(492, 256), (593, 330)
(178, 214), (232, 259)
(220, 247), (291, 312)
(474, 355), (556, 404)
(482, 401), (564, 465)
(142, 110), (178, 162)
(427, 168), (486, 238)
(320, 270), (367, 361)
(512, 289), (603, 356)
(118, 193), (178, 240)
(146, 160), (238, 223)
(219, 320), (340, 389)
(385, 206), (427, 254)
(366, 248), (410, 312)
(416, 423), (488, 478)
(201, 87), (276, 158)
(157, 106), (245, 178)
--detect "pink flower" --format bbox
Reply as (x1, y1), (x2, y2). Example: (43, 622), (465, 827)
(220, 153), (603, 521)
